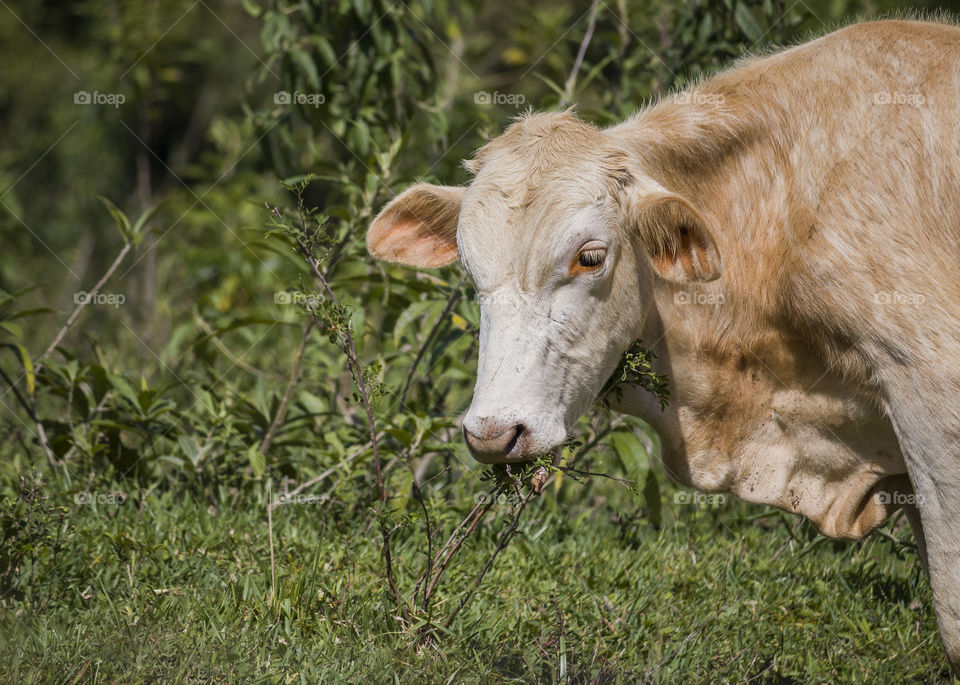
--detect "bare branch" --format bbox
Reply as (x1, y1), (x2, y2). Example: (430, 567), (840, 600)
(444, 488), (537, 627)
(39, 241), (133, 366)
(260, 319), (313, 454)
(560, 0), (601, 107)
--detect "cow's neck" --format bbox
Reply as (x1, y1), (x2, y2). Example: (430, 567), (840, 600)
(614, 288), (909, 540)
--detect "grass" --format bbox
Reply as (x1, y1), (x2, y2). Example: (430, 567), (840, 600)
(0, 468), (954, 684)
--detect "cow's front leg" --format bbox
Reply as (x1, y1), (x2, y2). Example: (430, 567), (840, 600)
(900, 501), (960, 670)
(885, 397), (960, 672)
(912, 489), (960, 672)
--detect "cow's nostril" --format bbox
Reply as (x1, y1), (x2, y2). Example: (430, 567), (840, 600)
(463, 424), (526, 462)
(504, 424), (523, 454)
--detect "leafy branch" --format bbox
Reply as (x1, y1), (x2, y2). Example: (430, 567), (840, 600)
(266, 176), (407, 623)
(600, 340), (670, 410)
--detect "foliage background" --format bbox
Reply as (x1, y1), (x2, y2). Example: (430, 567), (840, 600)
(1, 0), (958, 681)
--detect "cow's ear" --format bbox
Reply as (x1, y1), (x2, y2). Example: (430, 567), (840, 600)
(367, 184), (463, 268)
(633, 194), (722, 282)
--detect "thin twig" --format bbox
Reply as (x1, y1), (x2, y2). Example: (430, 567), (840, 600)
(268, 437), (376, 509)
(560, 0), (601, 107)
(0, 365), (33, 419)
(290, 195), (408, 623)
(260, 319), (313, 454)
(6, 238), (133, 467)
(0, 359), (58, 465)
(267, 482), (276, 605)
(419, 488), (498, 612)
(398, 289), (461, 406)
(616, 0), (629, 60)
(444, 488), (537, 627)
(411, 479), (433, 614)
(34, 422), (59, 468)
(39, 241), (132, 365)
(556, 465), (634, 486)
(194, 314), (284, 380)
(537, 424), (614, 493)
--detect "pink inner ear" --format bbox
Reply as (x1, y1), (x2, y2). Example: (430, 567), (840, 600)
(373, 218), (458, 268)
(367, 183), (464, 268)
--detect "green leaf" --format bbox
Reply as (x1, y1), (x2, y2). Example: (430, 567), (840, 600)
(4, 343), (35, 399)
(158, 455), (185, 468)
(0, 321), (22, 340)
(392, 299), (438, 347)
(248, 443), (266, 479)
(130, 203), (164, 245)
(240, 0), (261, 17)
(532, 72), (565, 98)
(107, 373), (141, 410)
(734, 3), (765, 43)
(290, 48), (320, 91)
(610, 430), (649, 477)
(392, 469), (413, 515)
(697, 14), (713, 44)
(192, 317), (294, 347)
(5, 307), (54, 321)
(99, 196), (132, 242)
(311, 36), (337, 67)
(385, 427), (412, 448)
(177, 435), (201, 468)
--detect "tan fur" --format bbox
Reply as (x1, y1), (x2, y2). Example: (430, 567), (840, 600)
(367, 20), (960, 669)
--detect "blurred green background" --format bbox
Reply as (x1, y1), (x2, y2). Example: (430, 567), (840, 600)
(1, 0), (958, 681)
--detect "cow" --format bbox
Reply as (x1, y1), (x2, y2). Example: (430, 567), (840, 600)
(366, 20), (960, 670)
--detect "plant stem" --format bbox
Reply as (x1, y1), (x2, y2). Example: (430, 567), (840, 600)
(444, 489), (536, 627)
(260, 319), (312, 454)
(297, 228), (408, 623)
(39, 241), (132, 366)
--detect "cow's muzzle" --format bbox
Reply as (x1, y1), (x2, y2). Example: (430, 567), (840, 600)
(463, 423), (527, 463)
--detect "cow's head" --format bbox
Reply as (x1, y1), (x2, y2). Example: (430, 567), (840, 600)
(367, 112), (721, 463)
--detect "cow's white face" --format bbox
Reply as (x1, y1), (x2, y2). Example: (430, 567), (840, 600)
(367, 113), (722, 463)
(454, 178), (646, 462)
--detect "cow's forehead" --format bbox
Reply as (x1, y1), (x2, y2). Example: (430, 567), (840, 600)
(457, 182), (610, 292)
(455, 112), (633, 289)
(466, 110), (606, 173)
(464, 111), (628, 196)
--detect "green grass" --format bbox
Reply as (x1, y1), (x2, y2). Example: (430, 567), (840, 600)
(1, 473), (953, 684)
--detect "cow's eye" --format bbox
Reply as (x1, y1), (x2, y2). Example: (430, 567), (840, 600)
(569, 241), (609, 277)
(577, 248), (606, 268)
